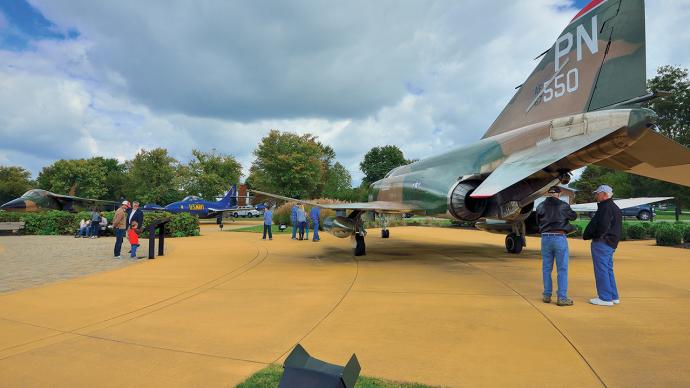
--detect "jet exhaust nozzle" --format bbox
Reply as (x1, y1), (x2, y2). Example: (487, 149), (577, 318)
(323, 216), (355, 238)
(448, 180), (488, 221)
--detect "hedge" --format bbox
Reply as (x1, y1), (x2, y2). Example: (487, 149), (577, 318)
(656, 223), (682, 246)
(0, 210), (199, 237)
(626, 223), (646, 240)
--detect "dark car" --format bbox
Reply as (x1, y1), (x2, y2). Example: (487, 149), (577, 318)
(589, 203), (655, 221)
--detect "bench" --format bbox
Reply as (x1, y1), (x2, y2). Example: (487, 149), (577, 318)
(0, 221), (25, 232)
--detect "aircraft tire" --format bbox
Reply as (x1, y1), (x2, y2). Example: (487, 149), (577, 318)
(381, 229), (390, 238)
(505, 233), (523, 254)
(354, 233), (366, 256)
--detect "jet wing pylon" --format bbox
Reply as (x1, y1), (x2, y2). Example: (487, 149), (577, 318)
(570, 197), (674, 213)
(470, 126), (619, 198)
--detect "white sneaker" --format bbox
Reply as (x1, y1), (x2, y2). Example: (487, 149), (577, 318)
(613, 299), (620, 304)
(589, 298), (614, 306)
(114, 256), (122, 259)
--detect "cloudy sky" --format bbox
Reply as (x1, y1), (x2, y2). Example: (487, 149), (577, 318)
(1, 0), (689, 184)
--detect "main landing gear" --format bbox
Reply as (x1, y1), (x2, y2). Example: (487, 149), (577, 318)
(380, 214), (390, 239)
(505, 233), (524, 254)
(350, 210), (367, 256)
(505, 221), (526, 254)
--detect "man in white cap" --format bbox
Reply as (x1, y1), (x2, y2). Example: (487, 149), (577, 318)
(112, 200), (130, 258)
(583, 185), (622, 306)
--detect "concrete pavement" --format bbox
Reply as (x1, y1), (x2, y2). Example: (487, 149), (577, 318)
(1, 225), (688, 387)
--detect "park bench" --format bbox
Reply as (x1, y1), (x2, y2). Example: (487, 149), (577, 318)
(0, 221), (25, 232)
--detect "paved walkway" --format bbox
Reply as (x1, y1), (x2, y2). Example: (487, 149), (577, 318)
(0, 236), (147, 293)
(0, 226), (689, 387)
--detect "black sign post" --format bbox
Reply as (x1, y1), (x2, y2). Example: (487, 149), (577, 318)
(148, 218), (171, 259)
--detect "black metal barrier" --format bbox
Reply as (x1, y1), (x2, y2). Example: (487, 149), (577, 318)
(279, 344), (360, 388)
(148, 218), (171, 259)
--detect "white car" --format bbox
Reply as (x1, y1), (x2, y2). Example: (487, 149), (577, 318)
(231, 208), (262, 218)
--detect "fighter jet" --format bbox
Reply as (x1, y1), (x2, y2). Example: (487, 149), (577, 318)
(143, 185), (249, 219)
(0, 189), (119, 212)
(258, 0), (690, 255)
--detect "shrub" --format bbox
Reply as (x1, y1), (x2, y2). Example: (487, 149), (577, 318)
(626, 224), (646, 240)
(272, 199), (345, 228)
(655, 223), (682, 246)
(683, 225), (690, 244)
(142, 211), (199, 237)
(21, 210), (80, 235)
(0, 210), (23, 222)
(647, 222), (662, 239)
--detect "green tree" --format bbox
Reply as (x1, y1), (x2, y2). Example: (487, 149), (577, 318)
(572, 165), (632, 203)
(322, 162), (352, 199)
(247, 130), (333, 199)
(359, 145), (410, 185)
(182, 149), (243, 199)
(126, 148), (182, 204)
(0, 166), (34, 204)
(647, 65), (690, 147)
(36, 157), (126, 200)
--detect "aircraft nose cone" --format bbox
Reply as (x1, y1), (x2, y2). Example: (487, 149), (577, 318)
(0, 198), (26, 211)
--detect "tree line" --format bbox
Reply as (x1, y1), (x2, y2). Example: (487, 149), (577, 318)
(0, 132), (413, 205)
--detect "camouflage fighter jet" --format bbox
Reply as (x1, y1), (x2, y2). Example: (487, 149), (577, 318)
(256, 0), (690, 255)
(0, 189), (119, 212)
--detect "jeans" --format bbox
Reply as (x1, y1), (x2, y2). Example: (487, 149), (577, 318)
(591, 240), (619, 302)
(79, 227), (88, 236)
(541, 234), (569, 299)
(90, 224), (99, 237)
(291, 222), (297, 239)
(298, 222), (306, 239)
(263, 224), (273, 239)
(130, 244), (139, 258)
(312, 223), (320, 240)
(114, 229), (125, 257)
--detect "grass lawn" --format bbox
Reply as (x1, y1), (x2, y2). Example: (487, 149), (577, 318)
(236, 364), (438, 388)
(655, 210), (690, 221)
(227, 224), (287, 234)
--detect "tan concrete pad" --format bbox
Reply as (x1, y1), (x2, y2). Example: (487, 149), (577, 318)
(1, 225), (689, 387)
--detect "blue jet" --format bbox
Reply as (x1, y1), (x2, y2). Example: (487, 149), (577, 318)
(143, 185), (243, 219)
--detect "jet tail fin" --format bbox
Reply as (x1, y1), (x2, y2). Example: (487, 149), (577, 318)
(220, 185), (237, 207)
(483, 0), (647, 138)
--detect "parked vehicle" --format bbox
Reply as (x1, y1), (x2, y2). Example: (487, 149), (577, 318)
(231, 206), (262, 218)
(589, 203), (655, 221)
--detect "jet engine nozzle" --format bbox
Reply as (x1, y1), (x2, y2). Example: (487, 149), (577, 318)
(323, 216), (355, 238)
(447, 180), (488, 221)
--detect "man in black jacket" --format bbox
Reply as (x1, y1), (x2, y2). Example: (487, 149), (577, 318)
(536, 186), (577, 306)
(583, 185), (621, 307)
(126, 201), (144, 232)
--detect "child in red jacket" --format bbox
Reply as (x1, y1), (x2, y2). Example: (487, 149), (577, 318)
(128, 221), (140, 258)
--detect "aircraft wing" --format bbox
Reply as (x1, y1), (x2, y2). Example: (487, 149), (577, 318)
(48, 192), (119, 209)
(250, 190), (420, 213)
(595, 129), (690, 187)
(570, 197), (674, 213)
(470, 126), (620, 198)
(207, 207), (238, 213)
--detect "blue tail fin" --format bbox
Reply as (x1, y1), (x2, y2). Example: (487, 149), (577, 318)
(219, 185), (237, 208)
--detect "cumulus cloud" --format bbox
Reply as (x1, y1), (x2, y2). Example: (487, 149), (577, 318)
(1, 0), (688, 185)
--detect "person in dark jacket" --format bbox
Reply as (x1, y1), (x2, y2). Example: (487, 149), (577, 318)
(535, 186), (577, 306)
(583, 184), (622, 307)
(126, 201), (144, 232)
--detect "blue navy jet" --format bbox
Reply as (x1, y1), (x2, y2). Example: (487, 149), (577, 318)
(143, 185), (244, 219)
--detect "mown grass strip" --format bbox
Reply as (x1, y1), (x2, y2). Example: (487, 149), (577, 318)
(236, 364), (440, 388)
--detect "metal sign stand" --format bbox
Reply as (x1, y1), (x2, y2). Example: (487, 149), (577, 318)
(148, 218), (171, 259)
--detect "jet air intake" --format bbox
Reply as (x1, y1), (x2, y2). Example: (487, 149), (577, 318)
(448, 180), (488, 221)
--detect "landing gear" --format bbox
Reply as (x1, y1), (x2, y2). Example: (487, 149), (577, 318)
(353, 233), (366, 256)
(505, 233), (524, 254)
(380, 214), (389, 238)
